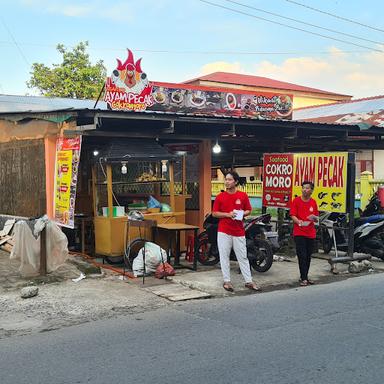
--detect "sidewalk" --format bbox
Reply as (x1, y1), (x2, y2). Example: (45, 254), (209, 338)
(2, 249), (384, 297)
(137, 253), (384, 298)
(1, 249), (384, 338)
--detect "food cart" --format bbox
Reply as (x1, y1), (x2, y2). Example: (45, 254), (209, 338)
(91, 139), (192, 261)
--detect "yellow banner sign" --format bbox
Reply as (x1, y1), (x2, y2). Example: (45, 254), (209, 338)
(54, 136), (82, 228)
(292, 152), (348, 213)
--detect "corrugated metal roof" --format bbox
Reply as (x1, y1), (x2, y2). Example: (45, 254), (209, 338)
(183, 72), (351, 97)
(294, 96), (384, 120)
(103, 139), (178, 162)
(0, 94), (107, 113)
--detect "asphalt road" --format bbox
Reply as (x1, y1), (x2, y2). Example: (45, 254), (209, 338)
(1, 274), (384, 384)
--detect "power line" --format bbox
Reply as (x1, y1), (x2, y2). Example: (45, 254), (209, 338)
(0, 17), (30, 67)
(284, 0), (384, 33)
(0, 40), (372, 56)
(197, 0), (383, 53)
(224, 0), (383, 46)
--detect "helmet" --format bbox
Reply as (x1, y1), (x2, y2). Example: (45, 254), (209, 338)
(128, 210), (144, 221)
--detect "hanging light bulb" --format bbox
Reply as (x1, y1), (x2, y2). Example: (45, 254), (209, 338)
(212, 139), (221, 154)
(93, 149), (99, 157)
(161, 160), (168, 173)
(121, 162), (127, 174)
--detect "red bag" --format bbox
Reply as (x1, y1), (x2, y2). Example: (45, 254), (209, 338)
(155, 262), (175, 279)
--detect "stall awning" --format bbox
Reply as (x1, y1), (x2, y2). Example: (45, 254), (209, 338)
(101, 139), (179, 162)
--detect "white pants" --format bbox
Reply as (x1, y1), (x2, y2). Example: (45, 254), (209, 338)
(217, 232), (252, 284)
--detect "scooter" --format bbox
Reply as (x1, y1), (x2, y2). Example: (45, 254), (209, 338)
(319, 211), (384, 260)
(197, 213), (274, 272)
(360, 191), (384, 217)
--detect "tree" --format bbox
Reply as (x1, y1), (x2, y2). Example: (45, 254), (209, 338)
(27, 41), (107, 99)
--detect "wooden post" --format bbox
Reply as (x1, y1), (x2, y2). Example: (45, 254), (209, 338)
(91, 165), (98, 217)
(199, 140), (212, 229)
(169, 161), (175, 211)
(106, 164), (113, 218)
(40, 226), (47, 276)
(182, 155), (186, 195)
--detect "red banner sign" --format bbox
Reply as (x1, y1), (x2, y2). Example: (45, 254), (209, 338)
(104, 49), (293, 119)
(262, 153), (294, 208)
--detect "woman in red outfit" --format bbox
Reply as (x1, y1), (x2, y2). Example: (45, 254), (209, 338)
(212, 171), (260, 292)
(290, 181), (319, 286)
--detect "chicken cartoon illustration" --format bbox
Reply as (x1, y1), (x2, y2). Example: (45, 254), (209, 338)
(110, 49), (149, 94)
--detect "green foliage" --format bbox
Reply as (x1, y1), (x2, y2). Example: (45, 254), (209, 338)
(27, 41), (106, 99)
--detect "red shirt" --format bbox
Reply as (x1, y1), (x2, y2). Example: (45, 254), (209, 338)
(213, 190), (252, 236)
(290, 196), (319, 238)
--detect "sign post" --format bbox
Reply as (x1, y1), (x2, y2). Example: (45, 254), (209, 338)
(347, 152), (356, 257)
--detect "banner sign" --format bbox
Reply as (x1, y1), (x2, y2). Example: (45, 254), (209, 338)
(104, 49), (293, 119)
(262, 153), (294, 208)
(54, 136), (82, 228)
(262, 152), (348, 212)
(150, 86), (293, 119)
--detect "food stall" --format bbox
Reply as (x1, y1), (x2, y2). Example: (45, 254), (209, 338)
(92, 139), (191, 259)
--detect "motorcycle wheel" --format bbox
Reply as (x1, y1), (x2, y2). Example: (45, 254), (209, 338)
(248, 239), (273, 273)
(321, 229), (333, 254)
(197, 237), (220, 266)
(123, 238), (151, 269)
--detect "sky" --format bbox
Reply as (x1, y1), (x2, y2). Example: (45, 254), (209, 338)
(1, 0), (384, 99)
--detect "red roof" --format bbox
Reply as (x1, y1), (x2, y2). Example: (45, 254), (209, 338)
(183, 72), (351, 98)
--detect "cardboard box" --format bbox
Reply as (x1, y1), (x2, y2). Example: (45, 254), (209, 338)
(102, 206), (125, 217)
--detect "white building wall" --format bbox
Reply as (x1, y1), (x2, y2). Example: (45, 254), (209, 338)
(374, 150), (384, 179)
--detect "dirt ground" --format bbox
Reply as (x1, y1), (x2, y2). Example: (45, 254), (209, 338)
(2, 249), (383, 340)
(0, 252), (170, 339)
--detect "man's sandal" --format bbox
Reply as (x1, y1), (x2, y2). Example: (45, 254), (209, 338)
(245, 282), (261, 291)
(223, 282), (234, 292)
(299, 279), (309, 286)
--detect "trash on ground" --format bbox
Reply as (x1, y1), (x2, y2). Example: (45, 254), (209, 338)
(72, 273), (86, 282)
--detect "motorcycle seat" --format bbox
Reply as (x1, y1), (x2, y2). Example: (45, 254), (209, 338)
(355, 214), (384, 226)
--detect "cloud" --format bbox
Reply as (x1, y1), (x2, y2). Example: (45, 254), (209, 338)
(198, 48), (384, 98)
(254, 48), (384, 98)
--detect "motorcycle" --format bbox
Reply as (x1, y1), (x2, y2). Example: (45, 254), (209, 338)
(360, 191), (384, 217)
(197, 213), (274, 272)
(319, 211), (384, 260)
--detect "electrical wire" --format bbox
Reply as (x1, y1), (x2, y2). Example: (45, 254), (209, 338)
(0, 17), (30, 67)
(0, 40), (373, 56)
(98, 157), (122, 207)
(223, 0), (384, 46)
(198, 0), (384, 53)
(284, 0), (384, 34)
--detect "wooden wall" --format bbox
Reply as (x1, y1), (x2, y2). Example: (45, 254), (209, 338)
(0, 139), (46, 217)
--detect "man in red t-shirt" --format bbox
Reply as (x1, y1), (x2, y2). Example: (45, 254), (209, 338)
(212, 171), (260, 292)
(290, 181), (319, 286)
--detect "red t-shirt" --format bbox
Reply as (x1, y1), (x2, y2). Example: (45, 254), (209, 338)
(290, 196), (319, 238)
(213, 190), (252, 236)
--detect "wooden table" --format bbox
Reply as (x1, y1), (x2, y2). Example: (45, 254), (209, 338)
(153, 223), (200, 270)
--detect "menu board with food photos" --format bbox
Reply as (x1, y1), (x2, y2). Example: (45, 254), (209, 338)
(150, 86), (293, 120)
